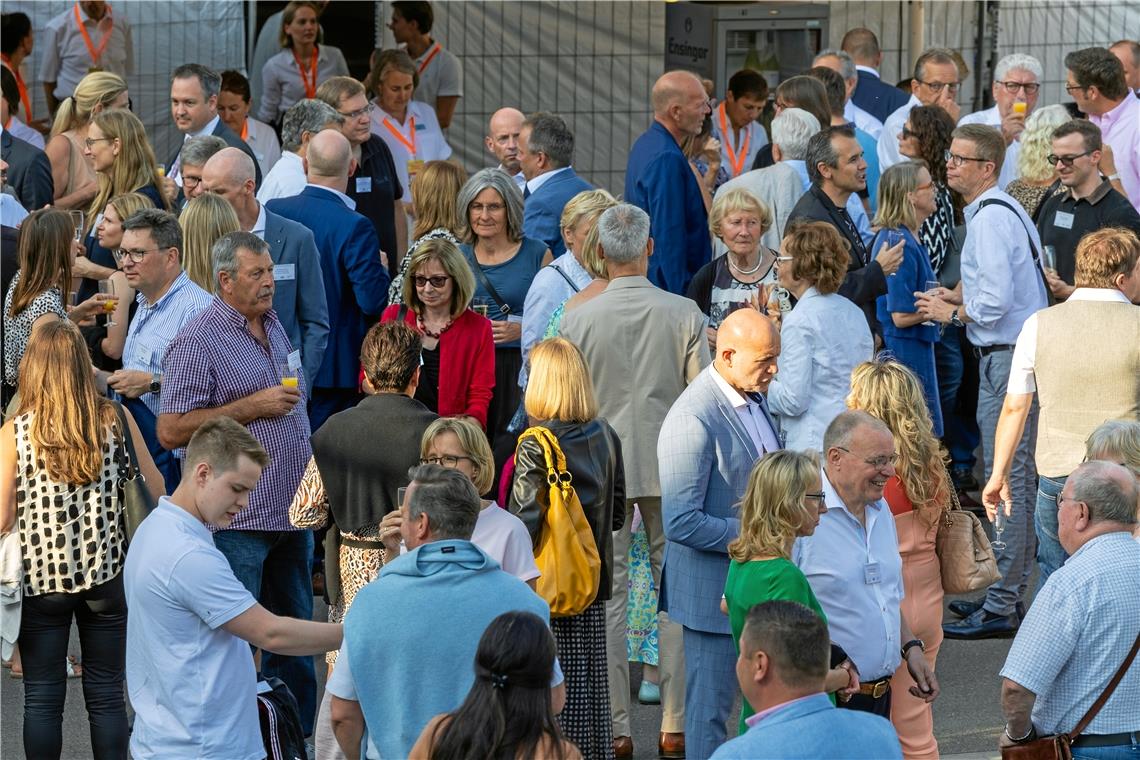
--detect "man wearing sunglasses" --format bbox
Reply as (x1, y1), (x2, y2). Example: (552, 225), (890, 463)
(879, 48), (961, 170)
(1034, 120), (1140, 301)
(958, 54), (1043, 190)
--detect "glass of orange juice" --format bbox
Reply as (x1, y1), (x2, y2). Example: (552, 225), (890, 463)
(99, 279), (118, 326)
(279, 362), (299, 415)
(1012, 102), (1027, 116)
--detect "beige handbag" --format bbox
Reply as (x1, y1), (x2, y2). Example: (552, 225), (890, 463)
(934, 477), (1002, 594)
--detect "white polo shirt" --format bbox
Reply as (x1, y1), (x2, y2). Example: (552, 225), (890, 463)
(124, 498), (262, 760)
(369, 99), (451, 200)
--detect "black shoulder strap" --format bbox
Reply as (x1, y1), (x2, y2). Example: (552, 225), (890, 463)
(471, 262), (511, 316)
(977, 198), (1054, 306)
(397, 304), (408, 322)
(548, 263), (581, 293)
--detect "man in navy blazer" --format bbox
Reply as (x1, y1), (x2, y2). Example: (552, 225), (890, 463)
(518, 112), (593, 258)
(1, 124), (52, 211)
(266, 130), (389, 432)
(659, 309), (782, 759)
(167, 64), (261, 191)
(202, 148), (330, 391)
(843, 28), (910, 123)
(710, 601), (903, 760)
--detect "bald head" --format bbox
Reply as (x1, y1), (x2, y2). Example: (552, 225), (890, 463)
(841, 27), (881, 67)
(201, 147), (258, 221)
(486, 107), (525, 173)
(652, 70), (710, 141)
(205, 147), (256, 185)
(714, 309), (781, 394)
(307, 128), (353, 186)
(652, 70), (703, 115)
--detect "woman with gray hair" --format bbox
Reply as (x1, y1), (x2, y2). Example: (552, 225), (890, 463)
(458, 168), (552, 454)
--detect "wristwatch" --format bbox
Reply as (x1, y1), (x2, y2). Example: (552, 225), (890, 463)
(901, 639), (925, 658)
(148, 372), (161, 394)
(950, 308), (964, 328)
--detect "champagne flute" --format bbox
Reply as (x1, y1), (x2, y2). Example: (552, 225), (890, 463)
(922, 280), (941, 327)
(992, 502), (1008, 551)
(279, 361), (299, 416)
(1041, 245), (1057, 275)
(99, 279), (118, 326)
(68, 210), (86, 242)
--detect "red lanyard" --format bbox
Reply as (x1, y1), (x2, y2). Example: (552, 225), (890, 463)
(718, 102), (751, 178)
(293, 46), (319, 98)
(382, 115), (416, 156)
(0, 56), (31, 120)
(73, 2), (113, 68)
(417, 43), (441, 74)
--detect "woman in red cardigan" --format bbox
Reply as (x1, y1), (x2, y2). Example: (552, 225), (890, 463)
(380, 238), (495, 427)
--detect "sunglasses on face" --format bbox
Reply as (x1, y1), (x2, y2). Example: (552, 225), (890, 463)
(413, 275), (450, 288)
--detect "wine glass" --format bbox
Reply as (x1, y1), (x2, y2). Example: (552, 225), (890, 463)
(992, 502), (1008, 551)
(68, 210), (86, 242)
(99, 279), (118, 327)
(922, 280), (941, 327)
(1041, 245), (1057, 275)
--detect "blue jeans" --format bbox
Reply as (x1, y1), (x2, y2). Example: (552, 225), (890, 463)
(1034, 474), (1069, 583)
(935, 325), (980, 468)
(213, 529), (316, 736)
(1072, 733), (1140, 759)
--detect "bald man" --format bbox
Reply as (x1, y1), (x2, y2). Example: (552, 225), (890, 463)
(658, 307), (782, 758)
(202, 148), (329, 391)
(266, 129), (390, 431)
(625, 70), (713, 295)
(485, 106), (526, 191)
(1110, 40), (1140, 95)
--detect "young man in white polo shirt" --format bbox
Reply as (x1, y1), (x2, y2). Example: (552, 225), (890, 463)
(124, 416), (342, 759)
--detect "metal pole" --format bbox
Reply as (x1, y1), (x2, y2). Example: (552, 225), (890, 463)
(909, 1), (925, 70)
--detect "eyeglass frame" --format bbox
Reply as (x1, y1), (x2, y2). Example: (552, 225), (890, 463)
(84, 136), (116, 149)
(1064, 82), (1089, 95)
(420, 454), (476, 469)
(113, 246), (169, 265)
(413, 274), (451, 289)
(774, 255), (793, 267)
(835, 446), (899, 470)
(1046, 151), (1092, 167)
(338, 102), (375, 120)
(995, 80), (1040, 94)
(944, 150), (992, 168)
(916, 79), (961, 94)
(804, 491), (827, 506)
(900, 125), (917, 140)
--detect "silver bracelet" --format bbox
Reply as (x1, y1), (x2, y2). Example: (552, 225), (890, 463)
(1004, 724), (1034, 743)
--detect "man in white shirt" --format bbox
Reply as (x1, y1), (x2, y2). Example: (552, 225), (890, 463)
(1065, 47), (1140, 211)
(916, 124), (1049, 639)
(485, 107), (526, 191)
(814, 49), (884, 139)
(794, 410), (939, 718)
(879, 48), (961, 170)
(958, 53), (1043, 190)
(257, 98), (343, 205)
(39, 1), (133, 113)
(124, 417), (341, 760)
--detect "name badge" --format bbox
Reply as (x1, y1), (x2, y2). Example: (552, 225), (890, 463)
(287, 350), (302, 372)
(355, 176), (372, 194)
(273, 263), (296, 281)
(864, 562), (881, 585)
(1053, 210), (1075, 230)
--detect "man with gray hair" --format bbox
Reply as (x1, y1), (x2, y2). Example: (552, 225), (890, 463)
(203, 147), (330, 391)
(814, 49), (884, 139)
(519, 111), (593, 258)
(998, 461), (1139, 756)
(560, 202), (709, 759)
(328, 464), (558, 760)
(714, 108), (821, 250)
(879, 48), (963, 169)
(959, 53), (1044, 189)
(167, 63), (261, 189)
(164, 134), (227, 209)
(257, 97), (344, 204)
(158, 229), (317, 733)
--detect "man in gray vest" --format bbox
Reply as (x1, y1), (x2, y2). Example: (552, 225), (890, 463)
(981, 227), (1140, 584)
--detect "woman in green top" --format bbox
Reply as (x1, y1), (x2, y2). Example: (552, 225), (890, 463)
(722, 450), (858, 730)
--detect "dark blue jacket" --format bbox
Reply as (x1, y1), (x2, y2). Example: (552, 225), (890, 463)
(852, 69), (910, 124)
(522, 167), (593, 258)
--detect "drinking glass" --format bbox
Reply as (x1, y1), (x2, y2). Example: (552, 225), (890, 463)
(992, 503), (1008, 551)
(922, 280), (941, 327)
(99, 279), (118, 326)
(1041, 245), (1057, 274)
(68, 210), (85, 242)
(279, 362), (299, 415)
(156, 163), (166, 178)
(883, 231), (903, 276)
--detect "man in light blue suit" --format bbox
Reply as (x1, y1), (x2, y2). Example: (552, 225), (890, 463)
(710, 601), (903, 760)
(202, 148), (330, 391)
(519, 112), (593, 258)
(659, 308), (782, 759)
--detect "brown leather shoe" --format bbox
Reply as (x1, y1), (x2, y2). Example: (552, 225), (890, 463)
(659, 732), (685, 759)
(613, 735), (633, 758)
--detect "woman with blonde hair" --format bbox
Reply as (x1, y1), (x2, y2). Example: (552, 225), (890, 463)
(388, 160), (468, 304)
(85, 109), (170, 228)
(846, 358), (951, 760)
(45, 71), (129, 210)
(381, 238), (494, 426)
(723, 449), (856, 730)
(1005, 104), (1071, 216)
(509, 337), (624, 760)
(872, 160), (943, 435)
(541, 190), (618, 338)
(0, 320), (161, 758)
(178, 194), (242, 293)
(259, 0), (349, 124)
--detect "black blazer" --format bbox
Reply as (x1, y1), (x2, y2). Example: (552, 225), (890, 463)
(167, 118), (262, 188)
(509, 418), (626, 602)
(786, 184), (887, 336)
(2, 130), (53, 211)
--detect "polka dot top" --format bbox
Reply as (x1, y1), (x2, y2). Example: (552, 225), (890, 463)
(14, 412), (126, 596)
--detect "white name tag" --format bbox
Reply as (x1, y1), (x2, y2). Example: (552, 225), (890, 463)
(287, 350), (302, 372)
(273, 264), (296, 281)
(1053, 210), (1075, 230)
(355, 176), (372, 193)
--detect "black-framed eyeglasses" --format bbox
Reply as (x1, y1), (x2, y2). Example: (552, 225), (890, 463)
(805, 491), (827, 506)
(420, 455), (475, 469)
(413, 274), (450, 288)
(944, 150), (991, 168)
(996, 80), (1040, 94)
(84, 136), (114, 148)
(917, 79), (960, 94)
(339, 103), (375, 119)
(113, 247), (166, 265)
(901, 125), (917, 139)
(1047, 152), (1091, 167)
(836, 446), (899, 469)
(182, 175), (203, 189)
(1064, 83), (1088, 94)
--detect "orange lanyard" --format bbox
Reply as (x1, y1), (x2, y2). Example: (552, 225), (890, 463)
(417, 43), (441, 74)
(382, 115), (416, 156)
(293, 46), (319, 98)
(73, 2), (112, 68)
(718, 103), (751, 177)
(240, 119), (249, 141)
(0, 56), (31, 120)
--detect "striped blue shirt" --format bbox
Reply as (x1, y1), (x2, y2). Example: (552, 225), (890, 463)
(1000, 532), (1140, 735)
(122, 271), (212, 416)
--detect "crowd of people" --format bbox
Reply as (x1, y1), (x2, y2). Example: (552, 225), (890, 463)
(1, 2), (1139, 759)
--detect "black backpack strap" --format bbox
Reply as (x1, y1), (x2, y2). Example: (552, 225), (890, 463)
(397, 304), (408, 322)
(548, 263), (581, 293)
(977, 198), (1054, 306)
(471, 262), (512, 317)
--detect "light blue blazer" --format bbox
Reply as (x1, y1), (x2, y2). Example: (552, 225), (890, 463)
(658, 365), (778, 634)
(710, 692), (903, 759)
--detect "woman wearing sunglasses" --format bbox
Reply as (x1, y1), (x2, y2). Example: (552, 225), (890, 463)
(380, 237), (495, 427)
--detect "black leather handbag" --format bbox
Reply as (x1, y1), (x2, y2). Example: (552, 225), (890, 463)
(112, 403), (156, 545)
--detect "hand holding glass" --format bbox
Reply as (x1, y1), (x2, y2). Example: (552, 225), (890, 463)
(992, 503), (1008, 551)
(99, 279), (118, 326)
(279, 362), (299, 415)
(921, 280), (941, 327)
